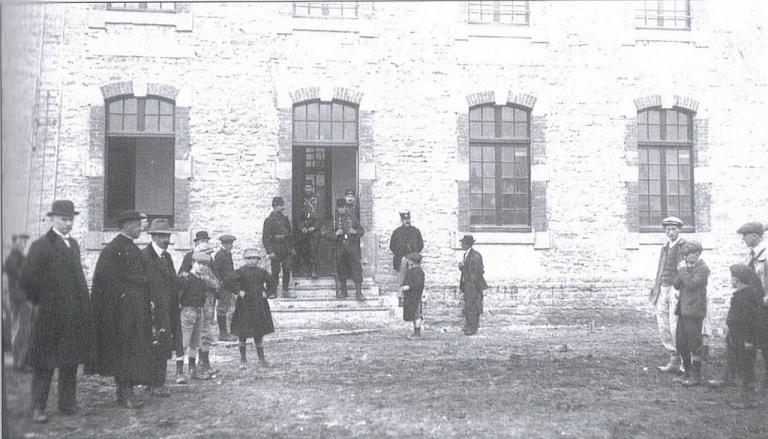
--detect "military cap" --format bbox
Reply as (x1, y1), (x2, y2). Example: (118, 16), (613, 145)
(243, 248), (261, 259)
(345, 189), (355, 196)
(147, 218), (172, 235)
(192, 251), (211, 262)
(681, 240), (703, 255)
(729, 263), (753, 284)
(399, 210), (411, 220)
(219, 234), (236, 243)
(272, 196), (285, 207)
(406, 252), (422, 264)
(47, 199), (79, 217)
(194, 231), (210, 242)
(661, 216), (683, 227)
(460, 234), (475, 245)
(737, 222), (764, 237)
(115, 210), (146, 225)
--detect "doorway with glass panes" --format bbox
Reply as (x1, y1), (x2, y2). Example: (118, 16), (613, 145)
(291, 100), (358, 277)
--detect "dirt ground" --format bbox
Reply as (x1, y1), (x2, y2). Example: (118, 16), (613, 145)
(3, 308), (767, 439)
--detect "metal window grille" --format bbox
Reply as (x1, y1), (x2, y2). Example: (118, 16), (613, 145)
(635, 0), (691, 30)
(293, 2), (359, 18)
(468, 1), (529, 25)
(468, 105), (531, 227)
(638, 108), (695, 230)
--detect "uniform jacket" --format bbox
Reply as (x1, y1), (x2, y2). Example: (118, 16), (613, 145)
(726, 286), (761, 346)
(673, 259), (710, 318)
(334, 210), (365, 244)
(298, 194), (320, 232)
(460, 248), (488, 293)
(90, 233), (153, 377)
(389, 225), (424, 271)
(142, 244), (182, 358)
(213, 248), (235, 288)
(18, 229), (94, 368)
(263, 211), (294, 255)
(650, 238), (686, 304)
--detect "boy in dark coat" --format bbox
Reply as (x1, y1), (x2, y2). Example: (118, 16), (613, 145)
(19, 200), (94, 423)
(178, 251), (220, 380)
(263, 196), (295, 298)
(672, 241), (709, 386)
(400, 252), (426, 337)
(224, 249), (275, 369)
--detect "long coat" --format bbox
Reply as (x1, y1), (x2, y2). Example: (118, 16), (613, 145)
(225, 266), (275, 339)
(18, 229), (94, 369)
(389, 225), (423, 271)
(263, 211), (294, 256)
(142, 244), (183, 359)
(673, 259), (710, 318)
(460, 248), (488, 316)
(91, 234), (153, 383)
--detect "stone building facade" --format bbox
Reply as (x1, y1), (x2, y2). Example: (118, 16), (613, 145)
(3, 1), (767, 320)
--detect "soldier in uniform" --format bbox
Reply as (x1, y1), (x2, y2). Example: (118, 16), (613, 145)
(213, 234), (237, 341)
(263, 196), (295, 298)
(335, 191), (365, 300)
(389, 210), (424, 285)
(4, 233), (32, 371)
(297, 180), (321, 279)
(142, 218), (182, 395)
(91, 210), (153, 409)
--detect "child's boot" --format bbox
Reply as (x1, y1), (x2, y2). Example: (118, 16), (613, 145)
(175, 359), (187, 384)
(257, 347), (268, 366)
(682, 360), (702, 386)
(239, 345), (248, 370)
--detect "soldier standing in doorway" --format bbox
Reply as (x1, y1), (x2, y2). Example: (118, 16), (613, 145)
(263, 196), (296, 298)
(389, 210), (424, 285)
(335, 190), (365, 300)
(297, 180), (321, 279)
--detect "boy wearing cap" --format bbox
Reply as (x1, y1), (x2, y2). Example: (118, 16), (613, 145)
(224, 249), (275, 369)
(263, 196), (295, 298)
(4, 233), (32, 371)
(400, 252), (426, 337)
(213, 234), (238, 341)
(297, 180), (321, 279)
(178, 252), (221, 380)
(389, 210), (424, 285)
(737, 221), (768, 388)
(179, 231), (213, 274)
(672, 241), (710, 386)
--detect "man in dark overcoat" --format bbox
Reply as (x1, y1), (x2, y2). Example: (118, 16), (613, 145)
(4, 233), (32, 371)
(142, 218), (182, 395)
(91, 210), (153, 409)
(213, 234), (237, 341)
(297, 180), (321, 279)
(18, 200), (94, 423)
(389, 210), (424, 285)
(335, 192), (365, 300)
(263, 196), (295, 298)
(458, 235), (488, 336)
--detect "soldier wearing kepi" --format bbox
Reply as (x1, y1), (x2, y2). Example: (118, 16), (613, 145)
(335, 190), (366, 300)
(213, 234), (237, 341)
(297, 180), (321, 279)
(91, 210), (153, 409)
(142, 218), (182, 396)
(263, 196), (295, 298)
(19, 200), (94, 423)
(649, 216), (687, 374)
(224, 249), (275, 370)
(389, 210), (424, 285)
(4, 233), (32, 372)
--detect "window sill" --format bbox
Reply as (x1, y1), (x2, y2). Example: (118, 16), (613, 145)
(278, 16), (376, 37)
(455, 22), (536, 40)
(625, 28), (707, 47)
(621, 231), (713, 249)
(451, 230), (552, 249)
(88, 7), (194, 31)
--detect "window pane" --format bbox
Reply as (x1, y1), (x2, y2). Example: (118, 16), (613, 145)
(514, 108), (528, 123)
(666, 125), (678, 141)
(307, 121), (318, 139)
(483, 194), (495, 208)
(513, 211), (528, 225)
(470, 178), (483, 193)
(678, 180), (690, 195)
(319, 122), (331, 140)
(514, 194), (529, 209)
(482, 106), (494, 120)
(307, 102), (319, 120)
(109, 116), (123, 131)
(638, 110), (648, 124)
(514, 122), (528, 138)
(470, 212), (483, 224)
(470, 122), (482, 138)
(483, 178), (495, 193)
(638, 125), (648, 141)
(470, 108), (481, 121)
(482, 121), (495, 138)
(648, 164), (661, 179)
(501, 122), (514, 138)
(332, 103), (343, 121)
(470, 147), (482, 161)
(483, 162), (496, 178)
(501, 106), (514, 122)
(145, 98), (159, 115)
(501, 179), (514, 194)
(109, 100), (123, 113)
(344, 123), (356, 140)
(639, 181), (649, 195)
(648, 125), (661, 140)
(666, 166), (678, 180)
(483, 146), (495, 161)
(344, 106), (356, 121)
(667, 181), (679, 195)
(144, 116), (158, 132)
(294, 106), (306, 121)
(124, 98), (137, 114)
(648, 149), (660, 164)
(332, 122), (343, 140)
(514, 180), (529, 194)
(666, 109), (678, 125)
(294, 122), (306, 140)
(159, 100), (173, 115)
(484, 213), (496, 225)
(649, 180), (661, 195)
(470, 194), (482, 208)
(501, 147), (514, 162)
(470, 163), (482, 179)
(319, 103), (331, 121)
(665, 149), (678, 164)
(124, 114), (137, 131)
(639, 165), (649, 179)
(678, 112), (689, 125)
(650, 196), (661, 212)
(648, 109), (660, 124)
(679, 166), (691, 180)
(513, 163), (528, 177)
(501, 163), (514, 178)
(502, 211), (514, 224)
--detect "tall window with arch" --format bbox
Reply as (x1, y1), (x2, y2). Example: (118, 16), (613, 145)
(469, 104), (531, 229)
(638, 107), (695, 231)
(105, 95), (175, 228)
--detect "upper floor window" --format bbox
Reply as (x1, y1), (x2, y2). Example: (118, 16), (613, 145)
(468, 1), (529, 26)
(638, 107), (694, 231)
(469, 104), (531, 228)
(635, 0), (690, 30)
(293, 100), (358, 143)
(293, 2), (359, 19)
(108, 96), (175, 135)
(107, 2), (176, 12)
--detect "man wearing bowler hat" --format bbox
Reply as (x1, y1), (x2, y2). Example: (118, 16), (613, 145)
(4, 232), (32, 371)
(19, 200), (94, 423)
(335, 192), (366, 300)
(389, 210), (424, 285)
(213, 234), (238, 341)
(458, 234), (488, 335)
(179, 230), (213, 274)
(142, 218), (183, 394)
(263, 196), (295, 298)
(297, 180), (321, 279)
(91, 209), (154, 408)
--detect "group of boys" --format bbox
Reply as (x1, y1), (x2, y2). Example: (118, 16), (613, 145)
(652, 216), (768, 407)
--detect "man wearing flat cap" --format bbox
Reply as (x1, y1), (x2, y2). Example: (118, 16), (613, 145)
(737, 221), (768, 388)
(263, 196), (296, 298)
(649, 216), (688, 374)
(335, 195), (366, 300)
(458, 234), (487, 335)
(297, 180), (321, 279)
(389, 210), (424, 285)
(91, 209), (153, 408)
(4, 232), (32, 372)
(179, 230), (213, 274)
(213, 234), (237, 341)
(18, 200), (94, 423)
(141, 218), (183, 394)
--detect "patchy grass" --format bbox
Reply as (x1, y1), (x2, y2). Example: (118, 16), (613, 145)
(4, 311), (767, 438)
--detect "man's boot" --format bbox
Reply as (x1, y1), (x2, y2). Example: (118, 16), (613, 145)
(340, 281), (349, 299)
(198, 351), (218, 379)
(682, 361), (702, 386)
(188, 357), (199, 380)
(256, 347), (268, 366)
(239, 345), (248, 370)
(657, 354), (683, 374)
(175, 360), (187, 384)
(218, 318), (236, 341)
(355, 282), (364, 301)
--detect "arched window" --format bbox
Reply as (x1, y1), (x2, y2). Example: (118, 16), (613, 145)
(105, 95), (175, 228)
(638, 107), (694, 230)
(469, 104), (531, 228)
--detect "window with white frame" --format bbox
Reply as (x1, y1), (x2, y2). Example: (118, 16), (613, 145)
(468, 1), (529, 25)
(108, 2), (176, 12)
(635, 0), (690, 30)
(293, 2), (359, 18)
